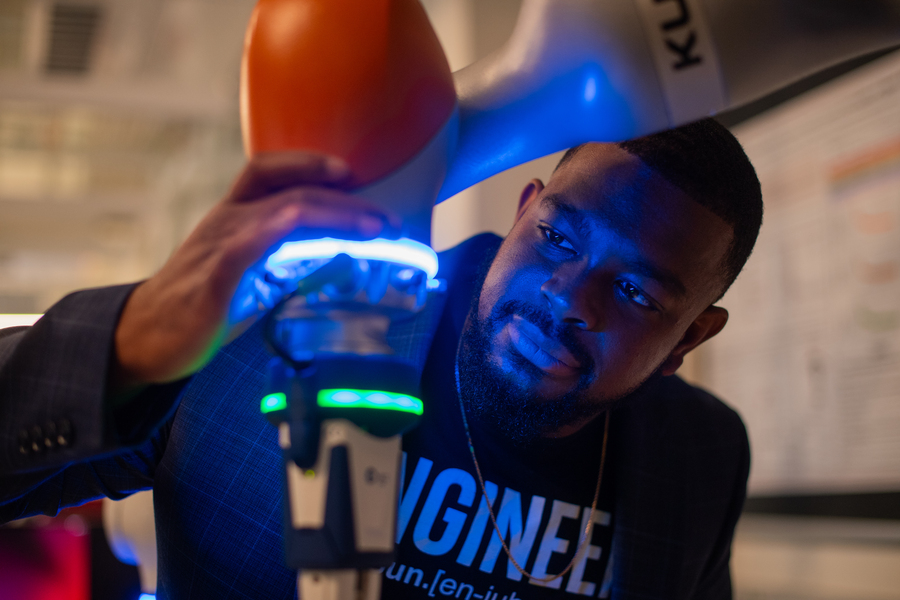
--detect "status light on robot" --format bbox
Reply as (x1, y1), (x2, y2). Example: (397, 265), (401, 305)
(318, 389), (423, 415)
(265, 237), (439, 279)
(260, 392), (287, 414)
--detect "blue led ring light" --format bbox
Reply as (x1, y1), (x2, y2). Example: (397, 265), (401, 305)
(265, 237), (439, 279)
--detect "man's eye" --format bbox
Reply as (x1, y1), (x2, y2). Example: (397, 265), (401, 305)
(539, 226), (575, 252)
(616, 280), (655, 309)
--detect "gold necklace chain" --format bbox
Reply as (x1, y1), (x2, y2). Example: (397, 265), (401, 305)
(455, 365), (610, 583)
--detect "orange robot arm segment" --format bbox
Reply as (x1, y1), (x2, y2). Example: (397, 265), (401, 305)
(241, 0), (457, 188)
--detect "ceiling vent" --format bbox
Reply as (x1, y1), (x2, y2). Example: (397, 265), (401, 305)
(0, 0), (27, 70)
(45, 3), (102, 74)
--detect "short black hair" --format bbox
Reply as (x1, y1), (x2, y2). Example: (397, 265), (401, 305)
(555, 119), (763, 299)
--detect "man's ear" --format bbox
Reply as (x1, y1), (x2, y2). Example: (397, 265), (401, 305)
(514, 178), (545, 222)
(659, 306), (728, 376)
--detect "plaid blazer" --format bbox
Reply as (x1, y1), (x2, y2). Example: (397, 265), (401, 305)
(0, 234), (749, 600)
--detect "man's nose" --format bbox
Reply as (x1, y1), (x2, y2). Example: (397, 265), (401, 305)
(540, 265), (602, 331)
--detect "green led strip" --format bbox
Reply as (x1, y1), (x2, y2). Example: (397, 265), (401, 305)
(260, 392), (287, 414)
(261, 389), (423, 416)
(317, 389), (423, 415)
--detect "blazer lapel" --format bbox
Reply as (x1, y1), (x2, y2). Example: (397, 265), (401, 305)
(610, 378), (691, 600)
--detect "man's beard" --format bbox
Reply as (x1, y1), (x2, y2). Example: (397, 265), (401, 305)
(456, 289), (651, 447)
(456, 301), (595, 447)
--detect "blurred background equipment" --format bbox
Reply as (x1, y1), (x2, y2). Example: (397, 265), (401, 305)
(102, 492), (157, 598)
(0, 511), (90, 600)
(696, 50), (900, 499)
(1, 501), (141, 600)
(687, 45), (900, 600)
(0, 0), (252, 314)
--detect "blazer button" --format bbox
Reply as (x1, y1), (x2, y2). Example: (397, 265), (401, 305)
(56, 418), (73, 447)
(17, 429), (29, 455)
(43, 421), (58, 450)
(30, 425), (43, 454)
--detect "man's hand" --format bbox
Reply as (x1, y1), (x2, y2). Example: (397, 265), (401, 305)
(112, 152), (399, 391)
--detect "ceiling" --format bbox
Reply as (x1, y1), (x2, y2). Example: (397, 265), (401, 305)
(0, 0), (530, 313)
(0, 0), (255, 312)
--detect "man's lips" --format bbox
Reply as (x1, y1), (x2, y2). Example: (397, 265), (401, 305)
(506, 315), (582, 378)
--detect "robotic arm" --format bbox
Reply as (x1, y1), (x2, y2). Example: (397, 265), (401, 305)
(440, 0), (900, 199)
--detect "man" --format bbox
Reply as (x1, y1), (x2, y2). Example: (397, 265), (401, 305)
(1, 118), (761, 599)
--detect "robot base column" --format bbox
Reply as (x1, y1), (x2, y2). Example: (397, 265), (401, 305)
(299, 569), (382, 600)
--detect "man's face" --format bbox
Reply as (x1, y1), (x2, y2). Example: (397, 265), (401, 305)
(458, 143), (733, 443)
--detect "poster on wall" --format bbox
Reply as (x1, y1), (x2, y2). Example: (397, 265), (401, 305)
(702, 52), (900, 495)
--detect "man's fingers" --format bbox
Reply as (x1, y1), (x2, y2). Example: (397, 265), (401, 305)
(267, 186), (402, 236)
(220, 187), (402, 275)
(229, 152), (351, 202)
(227, 151), (404, 243)
(246, 194), (397, 254)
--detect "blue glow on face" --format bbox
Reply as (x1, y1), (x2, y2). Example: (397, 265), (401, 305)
(265, 237), (439, 279)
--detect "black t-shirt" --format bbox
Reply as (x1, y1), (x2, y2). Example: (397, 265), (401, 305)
(386, 236), (615, 599)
